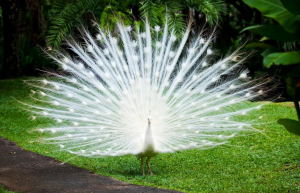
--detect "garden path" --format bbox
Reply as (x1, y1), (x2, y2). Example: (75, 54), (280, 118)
(0, 137), (181, 193)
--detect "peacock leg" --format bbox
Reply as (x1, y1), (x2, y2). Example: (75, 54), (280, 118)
(141, 157), (145, 176)
(146, 157), (153, 175)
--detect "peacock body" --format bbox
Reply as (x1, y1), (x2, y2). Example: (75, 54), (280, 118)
(26, 19), (269, 175)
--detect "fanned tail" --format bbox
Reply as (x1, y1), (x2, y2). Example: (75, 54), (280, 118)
(22, 19), (274, 157)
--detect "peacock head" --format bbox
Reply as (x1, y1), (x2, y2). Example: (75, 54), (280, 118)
(148, 116), (152, 124)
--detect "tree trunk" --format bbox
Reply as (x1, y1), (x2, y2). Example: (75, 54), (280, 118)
(26, 0), (45, 46)
(0, 0), (21, 79)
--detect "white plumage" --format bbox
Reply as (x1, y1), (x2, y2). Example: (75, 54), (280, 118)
(25, 19), (269, 175)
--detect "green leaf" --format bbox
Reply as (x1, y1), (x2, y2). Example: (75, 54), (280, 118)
(241, 25), (298, 42)
(263, 51), (300, 68)
(278, 118), (300, 136)
(261, 47), (279, 57)
(284, 64), (300, 78)
(280, 0), (300, 15)
(47, 0), (109, 48)
(285, 77), (296, 96)
(243, 0), (300, 34)
(259, 36), (270, 42)
(193, 0), (226, 25)
(245, 42), (275, 49)
(139, 0), (162, 27)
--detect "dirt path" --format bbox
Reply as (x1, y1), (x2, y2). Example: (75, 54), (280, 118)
(0, 137), (181, 193)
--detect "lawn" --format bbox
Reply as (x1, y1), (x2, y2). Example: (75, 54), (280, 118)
(0, 186), (18, 193)
(0, 78), (300, 192)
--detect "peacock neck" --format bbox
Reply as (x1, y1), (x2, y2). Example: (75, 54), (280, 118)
(142, 120), (155, 153)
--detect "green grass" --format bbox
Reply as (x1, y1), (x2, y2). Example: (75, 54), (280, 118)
(0, 185), (19, 193)
(0, 78), (300, 193)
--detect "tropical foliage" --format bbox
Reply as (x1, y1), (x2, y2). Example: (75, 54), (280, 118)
(46, 0), (226, 48)
(242, 0), (300, 134)
(1, 0), (300, 134)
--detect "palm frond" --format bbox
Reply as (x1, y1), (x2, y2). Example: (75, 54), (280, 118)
(188, 0), (226, 25)
(46, 0), (108, 48)
(46, 0), (226, 48)
(140, 0), (163, 27)
(165, 0), (186, 37)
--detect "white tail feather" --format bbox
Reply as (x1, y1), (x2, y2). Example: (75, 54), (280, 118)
(24, 19), (271, 157)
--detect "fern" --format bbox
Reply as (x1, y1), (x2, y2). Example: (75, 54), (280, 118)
(165, 1), (185, 37)
(139, 0), (225, 37)
(47, 0), (108, 48)
(188, 0), (226, 25)
(140, 0), (163, 27)
(100, 5), (133, 32)
(46, 0), (225, 48)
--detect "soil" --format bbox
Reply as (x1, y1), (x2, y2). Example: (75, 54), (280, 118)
(0, 137), (182, 193)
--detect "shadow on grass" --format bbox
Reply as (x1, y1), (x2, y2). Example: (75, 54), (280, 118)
(278, 118), (300, 136)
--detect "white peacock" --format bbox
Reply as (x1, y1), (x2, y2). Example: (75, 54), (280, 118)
(25, 19), (270, 175)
